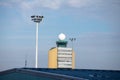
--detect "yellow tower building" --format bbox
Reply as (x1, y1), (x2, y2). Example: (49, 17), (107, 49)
(48, 33), (75, 69)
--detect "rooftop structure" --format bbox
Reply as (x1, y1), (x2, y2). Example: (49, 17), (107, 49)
(0, 68), (120, 80)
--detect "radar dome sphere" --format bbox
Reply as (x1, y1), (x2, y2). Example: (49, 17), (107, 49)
(58, 33), (66, 40)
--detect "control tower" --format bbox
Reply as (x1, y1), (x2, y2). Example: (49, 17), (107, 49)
(48, 33), (75, 69)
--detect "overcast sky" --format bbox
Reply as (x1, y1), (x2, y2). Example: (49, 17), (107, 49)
(0, 0), (120, 71)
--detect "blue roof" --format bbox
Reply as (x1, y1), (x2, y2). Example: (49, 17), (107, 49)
(0, 68), (85, 80)
(0, 68), (120, 80)
(23, 68), (120, 80)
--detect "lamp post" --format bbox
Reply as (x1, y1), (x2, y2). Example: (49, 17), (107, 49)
(69, 38), (76, 50)
(31, 15), (44, 68)
(69, 38), (76, 69)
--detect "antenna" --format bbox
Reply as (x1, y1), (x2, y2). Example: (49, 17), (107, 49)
(25, 54), (28, 68)
(25, 59), (27, 68)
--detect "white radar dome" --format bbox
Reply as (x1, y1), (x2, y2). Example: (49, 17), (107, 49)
(58, 33), (66, 40)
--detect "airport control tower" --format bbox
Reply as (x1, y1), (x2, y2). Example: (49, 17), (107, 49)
(48, 33), (75, 69)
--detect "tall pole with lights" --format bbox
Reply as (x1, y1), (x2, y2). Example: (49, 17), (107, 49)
(31, 15), (44, 68)
(69, 38), (76, 69)
(69, 38), (76, 50)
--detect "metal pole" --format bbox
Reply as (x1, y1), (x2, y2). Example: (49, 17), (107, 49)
(72, 40), (73, 51)
(69, 38), (76, 69)
(69, 38), (76, 51)
(35, 23), (39, 68)
(25, 54), (28, 68)
(31, 15), (43, 68)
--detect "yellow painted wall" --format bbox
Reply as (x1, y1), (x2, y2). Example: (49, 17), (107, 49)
(72, 51), (75, 69)
(48, 48), (57, 68)
(48, 47), (75, 69)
